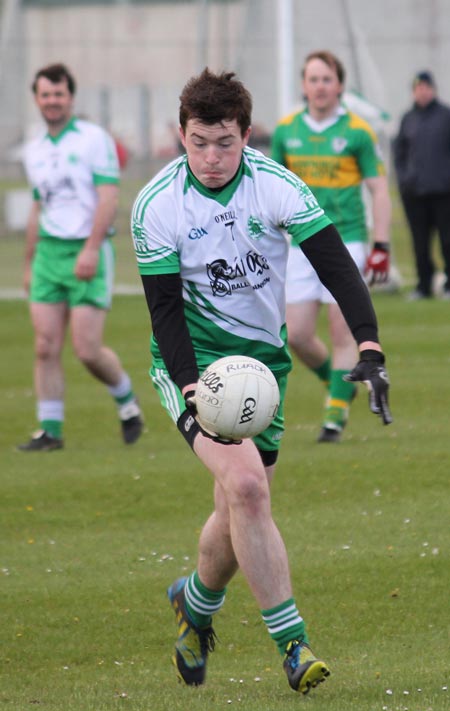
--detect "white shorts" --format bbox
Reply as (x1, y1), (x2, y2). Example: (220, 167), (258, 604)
(286, 241), (368, 305)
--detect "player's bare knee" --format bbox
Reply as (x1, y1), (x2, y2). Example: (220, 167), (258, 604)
(73, 340), (99, 366)
(35, 334), (59, 361)
(227, 470), (269, 512)
(289, 330), (313, 352)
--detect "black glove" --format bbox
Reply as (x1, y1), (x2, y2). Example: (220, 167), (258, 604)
(184, 389), (198, 416)
(184, 390), (242, 445)
(343, 350), (393, 425)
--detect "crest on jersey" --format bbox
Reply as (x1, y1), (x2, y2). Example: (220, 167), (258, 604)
(332, 137), (348, 153)
(296, 182), (320, 211)
(286, 137), (303, 149)
(132, 220), (150, 254)
(247, 215), (267, 241)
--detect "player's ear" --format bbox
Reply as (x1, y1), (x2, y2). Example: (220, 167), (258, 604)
(178, 125), (187, 149)
(242, 126), (252, 146)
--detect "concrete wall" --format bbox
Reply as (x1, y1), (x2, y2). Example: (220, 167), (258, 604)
(2, 0), (450, 163)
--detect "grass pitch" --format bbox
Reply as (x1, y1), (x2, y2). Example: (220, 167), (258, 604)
(0, 180), (449, 709)
(1, 293), (449, 711)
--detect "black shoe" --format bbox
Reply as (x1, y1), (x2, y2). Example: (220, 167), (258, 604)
(118, 399), (143, 444)
(167, 577), (216, 685)
(317, 425), (342, 443)
(283, 640), (330, 694)
(17, 430), (64, 452)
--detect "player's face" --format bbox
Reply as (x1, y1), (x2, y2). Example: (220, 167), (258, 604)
(302, 58), (343, 117)
(180, 119), (251, 189)
(34, 77), (74, 132)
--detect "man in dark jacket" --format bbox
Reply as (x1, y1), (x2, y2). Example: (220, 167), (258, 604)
(393, 71), (450, 299)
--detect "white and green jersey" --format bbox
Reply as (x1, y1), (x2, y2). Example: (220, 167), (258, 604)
(24, 117), (119, 240)
(132, 147), (331, 374)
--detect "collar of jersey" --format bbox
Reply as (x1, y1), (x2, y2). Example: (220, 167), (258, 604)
(185, 158), (252, 207)
(45, 116), (80, 144)
(302, 105), (347, 133)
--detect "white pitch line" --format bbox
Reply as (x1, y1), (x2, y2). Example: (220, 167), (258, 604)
(0, 283), (143, 300)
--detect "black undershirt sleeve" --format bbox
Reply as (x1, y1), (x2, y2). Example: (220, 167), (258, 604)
(299, 224), (379, 344)
(141, 273), (199, 391)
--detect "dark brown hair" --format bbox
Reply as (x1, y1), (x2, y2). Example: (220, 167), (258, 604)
(32, 63), (76, 95)
(179, 67), (252, 136)
(302, 51), (346, 84)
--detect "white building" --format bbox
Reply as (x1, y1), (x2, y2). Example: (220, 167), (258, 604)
(1, 0), (450, 166)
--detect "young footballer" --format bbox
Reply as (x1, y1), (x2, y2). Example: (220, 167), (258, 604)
(132, 68), (392, 693)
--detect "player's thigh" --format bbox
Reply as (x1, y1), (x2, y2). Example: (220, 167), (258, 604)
(286, 300), (321, 342)
(195, 435), (267, 494)
(30, 301), (68, 355)
(286, 246), (323, 304)
(70, 305), (107, 357)
(327, 303), (354, 345)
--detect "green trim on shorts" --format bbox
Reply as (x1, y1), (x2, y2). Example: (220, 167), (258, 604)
(30, 237), (115, 309)
(150, 363), (286, 452)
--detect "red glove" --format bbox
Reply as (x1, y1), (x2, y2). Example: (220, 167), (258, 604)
(365, 242), (390, 285)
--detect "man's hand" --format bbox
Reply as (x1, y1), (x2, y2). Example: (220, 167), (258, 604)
(365, 242), (390, 286)
(184, 390), (242, 445)
(344, 350), (393, 425)
(74, 245), (100, 280)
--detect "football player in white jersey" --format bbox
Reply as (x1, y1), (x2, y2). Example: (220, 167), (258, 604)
(19, 63), (142, 451)
(132, 69), (392, 694)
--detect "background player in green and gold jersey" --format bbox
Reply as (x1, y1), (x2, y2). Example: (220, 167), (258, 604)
(272, 50), (391, 442)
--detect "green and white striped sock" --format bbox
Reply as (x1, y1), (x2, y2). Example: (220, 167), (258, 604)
(262, 598), (309, 655)
(184, 571), (226, 628)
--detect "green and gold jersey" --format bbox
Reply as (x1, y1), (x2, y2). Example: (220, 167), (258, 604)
(131, 147), (331, 375)
(271, 108), (385, 243)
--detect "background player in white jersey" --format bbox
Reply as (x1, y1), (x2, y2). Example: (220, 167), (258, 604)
(19, 63), (142, 451)
(131, 68), (392, 693)
(272, 51), (391, 443)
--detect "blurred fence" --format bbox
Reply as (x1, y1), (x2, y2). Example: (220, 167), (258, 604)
(1, 0), (450, 229)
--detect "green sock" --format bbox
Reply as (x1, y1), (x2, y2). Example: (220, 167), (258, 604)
(312, 356), (331, 388)
(184, 571), (226, 628)
(41, 419), (63, 439)
(323, 369), (357, 428)
(262, 598), (309, 656)
(114, 391), (135, 406)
